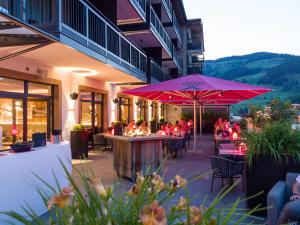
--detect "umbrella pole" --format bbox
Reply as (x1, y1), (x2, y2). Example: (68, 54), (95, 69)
(193, 98), (196, 152)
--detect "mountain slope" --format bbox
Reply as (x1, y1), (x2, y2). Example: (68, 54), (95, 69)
(203, 52), (300, 113)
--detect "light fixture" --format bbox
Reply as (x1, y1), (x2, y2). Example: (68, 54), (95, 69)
(113, 98), (119, 104)
(55, 67), (97, 76)
(70, 92), (78, 100)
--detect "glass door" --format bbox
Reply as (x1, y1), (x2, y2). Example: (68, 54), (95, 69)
(27, 98), (49, 141)
(0, 98), (23, 149)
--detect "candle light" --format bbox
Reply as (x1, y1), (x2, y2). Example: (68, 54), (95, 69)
(232, 132), (238, 140)
(11, 125), (18, 136)
(112, 129), (114, 135)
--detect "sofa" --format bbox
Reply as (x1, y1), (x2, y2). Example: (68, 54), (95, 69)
(267, 172), (299, 225)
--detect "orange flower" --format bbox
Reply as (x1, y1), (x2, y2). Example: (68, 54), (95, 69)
(139, 200), (167, 225)
(189, 206), (202, 225)
(128, 172), (145, 196)
(47, 187), (73, 210)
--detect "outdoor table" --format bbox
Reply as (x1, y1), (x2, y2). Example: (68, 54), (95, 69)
(214, 134), (231, 154)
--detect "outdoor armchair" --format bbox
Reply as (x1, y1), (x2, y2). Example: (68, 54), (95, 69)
(267, 172), (299, 225)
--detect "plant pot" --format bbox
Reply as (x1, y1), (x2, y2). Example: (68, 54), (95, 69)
(246, 154), (300, 216)
(150, 121), (158, 133)
(70, 130), (89, 159)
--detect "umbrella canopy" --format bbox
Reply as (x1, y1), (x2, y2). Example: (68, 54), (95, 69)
(123, 74), (270, 102)
(123, 74), (271, 152)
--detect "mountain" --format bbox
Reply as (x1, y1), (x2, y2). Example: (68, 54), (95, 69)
(203, 52), (300, 113)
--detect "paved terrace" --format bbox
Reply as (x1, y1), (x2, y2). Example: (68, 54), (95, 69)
(71, 135), (263, 220)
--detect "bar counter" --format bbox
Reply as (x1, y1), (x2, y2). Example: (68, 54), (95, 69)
(105, 134), (165, 180)
(0, 141), (71, 224)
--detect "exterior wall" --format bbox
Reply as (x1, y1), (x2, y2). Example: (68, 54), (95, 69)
(165, 105), (182, 124)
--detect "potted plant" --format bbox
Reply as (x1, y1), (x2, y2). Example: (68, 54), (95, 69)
(136, 118), (144, 127)
(245, 121), (300, 216)
(113, 121), (123, 136)
(70, 124), (89, 159)
(150, 117), (158, 133)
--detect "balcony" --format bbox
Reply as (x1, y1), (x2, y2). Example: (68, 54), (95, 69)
(120, 3), (173, 60)
(117, 0), (146, 25)
(149, 0), (172, 23)
(0, 0), (148, 82)
(162, 46), (182, 72)
(149, 5), (172, 56)
(164, 10), (182, 46)
(148, 58), (173, 83)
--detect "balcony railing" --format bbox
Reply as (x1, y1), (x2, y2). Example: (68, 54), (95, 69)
(0, 0), (147, 78)
(61, 0), (147, 75)
(172, 47), (183, 70)
(0, 0), (53, 25)
(131, 0), (146, 17)
(149, 58), (164, 82)
(149, 5), (172, 56)
(172, 11), (182, 44)
(162, 0), (172, 21)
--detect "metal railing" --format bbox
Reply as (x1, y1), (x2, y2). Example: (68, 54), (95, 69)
(61, 0), (147, 74)
(172, 47), (183, 70)
(149, 58), (164, 82)
(149, 5), (172, 56)
(131, 0), (146, 16)
(172, 11), (182, 44)
(162, 0), (172, 21)
(0, 0), (53, 24)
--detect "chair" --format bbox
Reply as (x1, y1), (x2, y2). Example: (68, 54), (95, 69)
(267, 172), (299, 225)
(209, 156), (244, 192)
(93, 134), (101, 151)
(166, 139), (181, 159)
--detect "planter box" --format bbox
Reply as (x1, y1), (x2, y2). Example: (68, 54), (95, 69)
(70, 130), (89, 159)
(246, 155), (300, 216)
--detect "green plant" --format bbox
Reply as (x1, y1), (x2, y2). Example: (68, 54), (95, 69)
(136, 118), (144, 127)
(72, 124), (85, 132)
(245, 121), (300, 167)
(114, 120), (122, 126)
(159, 117), (165, 123)
(151, 117), (157, 122)
(1, 161), (265, 225)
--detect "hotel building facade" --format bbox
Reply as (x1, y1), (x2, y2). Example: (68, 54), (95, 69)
(0, 0), (204, 148)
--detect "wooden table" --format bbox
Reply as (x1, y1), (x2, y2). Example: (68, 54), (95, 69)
(105, 134), (165, 180)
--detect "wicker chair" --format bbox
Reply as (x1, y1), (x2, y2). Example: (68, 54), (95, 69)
(209, 156), (244, 192)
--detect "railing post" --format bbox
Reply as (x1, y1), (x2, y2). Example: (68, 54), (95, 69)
(58, 0), (62, 32)
(86, 6), (89, 40)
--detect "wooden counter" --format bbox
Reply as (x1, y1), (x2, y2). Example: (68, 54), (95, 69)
(105, 134), (165, 180)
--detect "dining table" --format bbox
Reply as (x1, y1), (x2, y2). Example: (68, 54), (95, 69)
(219, 143), (246, 157)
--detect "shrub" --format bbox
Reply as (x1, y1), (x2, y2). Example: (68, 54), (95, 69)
(72, 124), (85, 132)
(245, 121), (300, 167)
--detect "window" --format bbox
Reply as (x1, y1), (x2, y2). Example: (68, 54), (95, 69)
(0, 77), (53, 150)
(118, 97), (130, 125)
(138, 100), (147, 121)
(151, 102), (158, 119)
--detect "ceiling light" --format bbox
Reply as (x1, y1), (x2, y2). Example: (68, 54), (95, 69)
(55, 67), (97, 76)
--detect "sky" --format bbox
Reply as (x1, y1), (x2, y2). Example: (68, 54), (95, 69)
(183, 0), (300, 60)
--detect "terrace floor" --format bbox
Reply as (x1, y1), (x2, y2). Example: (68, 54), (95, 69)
(71, 134), (255, 212)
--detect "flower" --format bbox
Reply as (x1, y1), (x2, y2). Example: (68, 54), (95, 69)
(88, 177), (107, 197)
(189, 206), (202, 225)
(170, 175), (187, 190)
(47, 187), (73, 210)
(139, 200), (167, 225)
(128, 172), (145, 196)
(176, 196), (187, 211)
(151, 173), (165, 193)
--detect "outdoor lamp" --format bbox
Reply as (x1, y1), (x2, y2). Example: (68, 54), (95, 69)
(70, 92), (78, 100)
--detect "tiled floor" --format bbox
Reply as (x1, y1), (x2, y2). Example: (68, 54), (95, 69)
(72, 134), (246, 207)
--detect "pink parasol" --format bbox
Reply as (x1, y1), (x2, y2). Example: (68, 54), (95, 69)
(123, 74), (271, 151)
